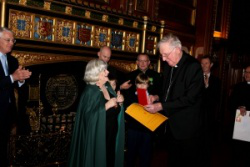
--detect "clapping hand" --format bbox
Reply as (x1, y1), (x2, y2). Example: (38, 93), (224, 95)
(12, 66), (32, 82)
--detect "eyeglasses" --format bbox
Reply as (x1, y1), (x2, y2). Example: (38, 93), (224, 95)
(161, 47), (176, 58)
(0, 37), (16, 44)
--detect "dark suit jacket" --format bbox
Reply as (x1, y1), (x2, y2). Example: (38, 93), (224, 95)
(161, 52), (204, 140)
(0, 53), (18, 118)
(230, 81), (250, 113)
(202, 74), (221, 125)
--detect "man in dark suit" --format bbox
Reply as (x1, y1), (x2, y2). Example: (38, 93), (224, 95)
(230, 65), (250, 167)
(144, 34), (204, 167)
(200, 55), (221, 166)
(0, 27), (32, 167)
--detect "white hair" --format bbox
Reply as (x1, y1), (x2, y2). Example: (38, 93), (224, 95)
(157, 33), (182, 49)
(84, 59), (107, 85)
(0, 27), (13, 37)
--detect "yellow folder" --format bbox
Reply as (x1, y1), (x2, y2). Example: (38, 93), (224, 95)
(125, 103), (168, 131)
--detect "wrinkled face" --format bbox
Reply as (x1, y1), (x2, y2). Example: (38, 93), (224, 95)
(136, 83), (148, 89)
(98, 48), (111, 63)
(109, 80), (117, 90)
(136, 55), (150, 72)
(0, 31), (15, 54)
(159, 42), (181, 67)
(244, 66), (250, 82)
(98, 69), (109, 85)
(201, 58), (213, 73)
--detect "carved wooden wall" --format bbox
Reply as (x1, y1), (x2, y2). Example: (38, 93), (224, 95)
(1, 0), (165, 69)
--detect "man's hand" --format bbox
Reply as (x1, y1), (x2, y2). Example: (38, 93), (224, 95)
(120, 80), (132, 90)
(12, 66), (32, 82)
(238, 106), (247, 116)
(144, 102), (163, 114)
(148, 95), (159, 104)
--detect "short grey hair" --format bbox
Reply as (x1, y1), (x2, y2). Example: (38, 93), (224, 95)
(84, 59), (108, 85)
(157, 33), (182, 49)
(0, 27), (13, 37)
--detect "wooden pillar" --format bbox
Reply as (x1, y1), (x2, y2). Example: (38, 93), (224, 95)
(157, 20), (165, 72)
(141, 16), (148, 53)
(1, 0), (6, 27)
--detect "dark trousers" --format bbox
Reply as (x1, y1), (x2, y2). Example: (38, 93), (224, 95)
(0, 104), (14, 167)
(126, 128), (153, 167)
(166, 131), (203, 167)
(231, 140), (250, 167)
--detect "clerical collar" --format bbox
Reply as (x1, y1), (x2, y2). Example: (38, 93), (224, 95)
(247, 82), (250, 85)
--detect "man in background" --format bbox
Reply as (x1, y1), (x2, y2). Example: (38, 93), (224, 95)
(200, 55), (221, 167)
(230, 65), (250, 167)
(97, 46), (132, 90)
(0, 27), (32, 166)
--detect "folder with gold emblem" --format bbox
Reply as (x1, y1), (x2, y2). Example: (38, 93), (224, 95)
(125, 103), (168, 131)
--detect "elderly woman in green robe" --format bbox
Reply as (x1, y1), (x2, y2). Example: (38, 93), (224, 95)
(68, 59), (125, 167)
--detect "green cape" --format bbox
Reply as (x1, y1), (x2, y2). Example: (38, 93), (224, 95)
(68, 84), (124, 167)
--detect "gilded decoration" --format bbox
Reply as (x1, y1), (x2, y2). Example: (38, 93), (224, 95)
(133, 21), (138, 28)
(44, 2), (51, 10)
(145, 35), (157, 54)
(118, 18), (124, 25)
(12, 51), (134, 73)
(151, 26), (156, 32)
(125, 32), (140, 52)
(34, 16), (54, 40)
(111, 30), (124, 50)
(65, 6), (72, 14)
(109, 60), (136, 72)
(55, 20), (73, 43)
(102, 15), (109, 22)
(85, 11), (91, 18)
(9, 10), (32, 38)
(45, 74), (78, 110)
(12, 51), (91, 66)
(93, 26), (110, 47)
(19, 0), (27, 5)
(76, 23), (92, 46)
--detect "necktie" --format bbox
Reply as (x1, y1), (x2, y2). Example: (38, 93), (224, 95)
(204, 74), (209, 88)
(0, 54), (9, 76)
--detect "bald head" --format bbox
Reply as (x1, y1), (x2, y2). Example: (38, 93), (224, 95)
(98, 46), (111, 63)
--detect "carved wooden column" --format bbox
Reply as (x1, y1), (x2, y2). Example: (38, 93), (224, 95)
(1, 0), (6, 26)
(141, 16), (148, 53)
(157, 20), (165, 72)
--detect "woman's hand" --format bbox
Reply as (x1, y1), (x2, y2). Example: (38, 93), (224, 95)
(116, 91), (124, 104)
(105, 98), (117, 110)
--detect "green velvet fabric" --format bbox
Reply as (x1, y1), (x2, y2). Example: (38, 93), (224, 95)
(68, 83), (124, 167)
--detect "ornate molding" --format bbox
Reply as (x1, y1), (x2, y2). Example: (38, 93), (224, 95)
(12, 51), (91, 66)
(109, 60), (136, 73)
(12, 51), (136, 72)
(19, 0), (27, 5)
